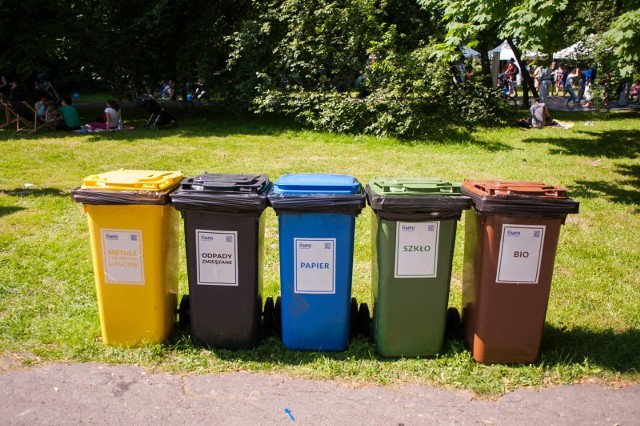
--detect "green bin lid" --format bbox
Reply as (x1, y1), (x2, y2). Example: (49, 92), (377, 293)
(368, 178), (462, 196)
(366, 178), (472, 220)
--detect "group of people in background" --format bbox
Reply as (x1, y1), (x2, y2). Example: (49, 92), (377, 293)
(31, 96), (121, 131)
(2, 71), (123, 132)
(540, 62), (598, 108)
(501, 59), (604, 129)
(504, 60), (599, 107)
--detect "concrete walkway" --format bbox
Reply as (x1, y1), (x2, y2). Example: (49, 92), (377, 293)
(517, 94), (640, 113)
(1, 363), (638, 425)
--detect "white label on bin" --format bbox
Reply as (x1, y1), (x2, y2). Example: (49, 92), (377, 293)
(294, 238), (336, 294)
(496, 225), (545, 284)
(196, 230), (238, 286)
(101, 229), (144, 285)
(394, 221), (439, 278)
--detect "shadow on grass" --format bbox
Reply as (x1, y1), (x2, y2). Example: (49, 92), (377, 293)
(523, 129), (640, 159)
(1, 105), (513, 151)
(0, 106), (303, 142)
(569, 164), (640, 211)
(401, 126), (513, 152)
(1, 188), (68, 197)
(0, 206), (25, 217)
(164, 323), (638, 374)
(541, 324), (640, 373)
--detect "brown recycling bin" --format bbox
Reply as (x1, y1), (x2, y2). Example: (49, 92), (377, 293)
(461, 180), (579, 364)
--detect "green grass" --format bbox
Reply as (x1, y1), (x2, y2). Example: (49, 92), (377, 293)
(0, 105), (639, 396)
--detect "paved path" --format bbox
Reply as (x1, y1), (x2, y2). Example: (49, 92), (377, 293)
(518, 94), (640, 113)
(1, 363), (638, 425)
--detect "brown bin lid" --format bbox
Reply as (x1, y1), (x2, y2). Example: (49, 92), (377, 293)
(462, 180), (579, 216)
(464, 180), (568, 198)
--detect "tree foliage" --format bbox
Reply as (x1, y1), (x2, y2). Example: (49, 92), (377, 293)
(603, 8), (640, 77)
(0, 0), (637, 136)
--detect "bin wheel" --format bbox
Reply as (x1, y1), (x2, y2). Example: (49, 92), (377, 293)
(150, 124), (159, 131)
(349, 297), (359, 336)
(263, 297), (275, 333)
(274, 296), (282, 337)
(358, 303), (371, 339)
(178, 294), (191, 329)
(445, 307), (463, 342)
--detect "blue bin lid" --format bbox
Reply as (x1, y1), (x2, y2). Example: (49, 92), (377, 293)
(272, 174), (361, 195)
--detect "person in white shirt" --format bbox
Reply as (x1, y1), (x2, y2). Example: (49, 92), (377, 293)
(90, 99), (121, 130)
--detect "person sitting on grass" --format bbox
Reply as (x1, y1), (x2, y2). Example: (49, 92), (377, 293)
(630, 80), (640, 104)
(528, 97), (553, 128)
(90, 99), (121, 131)
(54, 96), (81, 131)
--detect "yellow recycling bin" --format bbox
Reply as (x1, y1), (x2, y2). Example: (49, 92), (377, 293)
(72, 170), (183, 346)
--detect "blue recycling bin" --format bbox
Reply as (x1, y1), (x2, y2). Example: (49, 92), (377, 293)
(268, 174), (365, 350)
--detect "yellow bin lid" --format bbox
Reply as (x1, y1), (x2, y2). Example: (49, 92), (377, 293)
(81, 170), (183, 191)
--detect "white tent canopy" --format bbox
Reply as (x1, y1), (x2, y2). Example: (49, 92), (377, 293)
(462, 46), (481, 59)
(488, 40), (543, 61)
(553, 35), (597, 60)
(488, 40), (543, 86)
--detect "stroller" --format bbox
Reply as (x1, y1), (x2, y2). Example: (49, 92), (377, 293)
(136, 94), (177, 130)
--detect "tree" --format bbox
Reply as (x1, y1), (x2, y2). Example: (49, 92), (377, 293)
(0, 0), (86, 99)
(603, 8), (640, 77)
(419, 0), (574, 105)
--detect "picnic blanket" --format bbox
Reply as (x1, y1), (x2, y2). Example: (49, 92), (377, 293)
(549, 120), (574, 129)
(75, 125), (135, 133)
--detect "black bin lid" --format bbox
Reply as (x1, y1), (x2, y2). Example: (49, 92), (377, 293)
(170, 173), (270, 213)
(180, 173), (269, 193)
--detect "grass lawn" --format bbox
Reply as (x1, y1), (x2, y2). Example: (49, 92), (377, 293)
(0, 104), (638, 396)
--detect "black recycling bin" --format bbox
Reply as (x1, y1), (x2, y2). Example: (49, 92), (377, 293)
(171, 173), (270, 349)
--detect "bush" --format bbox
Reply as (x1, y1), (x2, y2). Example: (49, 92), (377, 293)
(254, 61), (509, 139)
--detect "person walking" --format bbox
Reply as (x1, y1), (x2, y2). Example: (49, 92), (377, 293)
(539, 62), (554, 104)
(565, 67), (580, 106)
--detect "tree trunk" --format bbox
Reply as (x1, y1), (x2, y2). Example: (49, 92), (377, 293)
(506, 38), (538, 107)
(477, 31), (494, 89)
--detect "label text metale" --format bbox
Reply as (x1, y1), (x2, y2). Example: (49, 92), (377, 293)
(108, 249), (137, 256)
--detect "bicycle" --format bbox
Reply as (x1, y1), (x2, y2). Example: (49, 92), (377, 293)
(501, 91), (519, 114)
(497, 75), (519, 114)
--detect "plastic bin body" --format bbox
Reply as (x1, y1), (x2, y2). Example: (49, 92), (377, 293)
(461, 180), (579, 364)
(171, 174), (269, 349)
(269, 174), (365, 351)
(279, 213), (355, 350)
(367, 178), (471, 357)
(72, 170), (183, 346)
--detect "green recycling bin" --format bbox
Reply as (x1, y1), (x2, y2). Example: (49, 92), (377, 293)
(366, 178), (472, 357)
